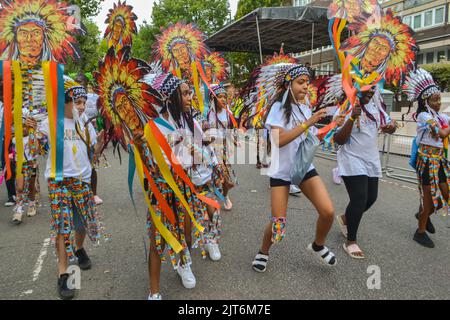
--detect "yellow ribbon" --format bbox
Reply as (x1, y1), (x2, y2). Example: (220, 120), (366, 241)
(12, 61), (24, 179)
(191, 61), (204, 114)
(144, 124), (205, 233)
(133, 145), (183, 253)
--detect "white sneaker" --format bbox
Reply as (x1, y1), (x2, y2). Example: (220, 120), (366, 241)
(205, 243), (221, 261)
(12, 208), (23, 225)
(94, 195), (104, 205)
(4, 200), (15, 207)
(289, 185), (301, 195)
(27, 202), (37, 217)
(176, 262), (196, 289)
(147, 293), (162, 300)
(332, 167), (343, 185)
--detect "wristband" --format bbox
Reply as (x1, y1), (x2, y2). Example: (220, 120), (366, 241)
(301, 123), (309, 130)
(349, 116), (355, 122)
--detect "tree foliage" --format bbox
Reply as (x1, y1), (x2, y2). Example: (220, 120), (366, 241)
(65, 19), (103, 76)
(72, 0), (104, 18)
(422, 63), (450, 92)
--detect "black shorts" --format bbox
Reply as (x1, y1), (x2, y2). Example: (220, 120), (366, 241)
(421, 163), (447, 186)
(270, 169), (319, 188)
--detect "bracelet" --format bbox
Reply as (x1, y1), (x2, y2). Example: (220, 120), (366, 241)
(349, 116), (355, 122)
(301, 123), (309, 130)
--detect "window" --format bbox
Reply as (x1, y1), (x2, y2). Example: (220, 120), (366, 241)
(403, 16), (411, 27)
(417, 54), (424, 65)
(293, 0), (311, 6)
(413, 14), (422, 29)
(424, 10), (432, 27)
(437, 51), (446, 62)
(435, 7), (444, 24)
(404, 6), (446, 31)
(426, 52), (434, 64)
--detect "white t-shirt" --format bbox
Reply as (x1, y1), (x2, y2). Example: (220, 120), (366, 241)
(416, 112), (450, 148)
(265, 102), (316, 181)
(38, 117), (95, 183)
(85, 93), (99, 120)
(337, 100), (391, 178)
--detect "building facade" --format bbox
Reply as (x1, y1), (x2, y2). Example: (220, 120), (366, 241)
(293, 0), (450, 74)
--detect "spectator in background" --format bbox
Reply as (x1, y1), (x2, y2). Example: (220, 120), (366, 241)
(305, 62), (316, 80)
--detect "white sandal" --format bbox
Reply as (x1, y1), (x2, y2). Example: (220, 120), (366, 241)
(336, 215), (348, 238)
(307, 244), (337, 267)
(343, 243), (365, 260)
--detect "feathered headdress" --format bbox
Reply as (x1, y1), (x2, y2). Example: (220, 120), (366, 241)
(340, 9), (417, 86)
(104, 0), (138, 49)
(0, 0), (85, 64)
(153, 22), (208, 72)
(321, 74), (345, 106)
(327, 0), (380, 23)
(263, 52), (297, 66)
(93, 46), (158, 147)
(203, 52), (228, 82)
(246, 63), (310, 126)
(403, 68), (440, 102)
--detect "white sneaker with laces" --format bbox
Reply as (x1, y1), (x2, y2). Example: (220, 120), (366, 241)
(176, 262), (196, 289)
(94, 195), (104, 205)
(147, 293), (162, 300)
(205, 243), (221, 261)
(289, 185), (301, 195)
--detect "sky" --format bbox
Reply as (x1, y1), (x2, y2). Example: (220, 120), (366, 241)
(94, 0), (239, 34)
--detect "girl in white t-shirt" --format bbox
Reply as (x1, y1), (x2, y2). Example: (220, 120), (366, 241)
(405, 69), (450, 248)
(35, 77), (105, 300)
(334, 88), (396, 259)
(251, 64), (339, 272)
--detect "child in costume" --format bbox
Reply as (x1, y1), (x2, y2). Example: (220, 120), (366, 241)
(34, 77), (105, 300)
(404, 69), (450, 248)
(205, 84), (237, 211)
(248, 63), (338, 272)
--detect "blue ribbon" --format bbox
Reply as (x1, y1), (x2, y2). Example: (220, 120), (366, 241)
(154, 117), (175, 132)
(56, 64), (65, 181)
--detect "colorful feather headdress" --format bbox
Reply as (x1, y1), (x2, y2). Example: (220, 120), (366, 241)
(203, 52), (228, 82)
(153, 22), (208, 73)
(403, 68), (440, 102)
(0, 0), (85, 64)
(340, 9), (417, 86)
(93, 46), (158, 148)
(327, 0), (380, 23)
(104, 0), (138, 49)
(246, 63), (310, 126)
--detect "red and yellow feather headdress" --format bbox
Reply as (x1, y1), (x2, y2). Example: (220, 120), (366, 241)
(94, 46), (158, 148)
(203, 52), (228, 82)
(104, 0), (138, 49)
(341, 9), (417, 86)
(0, 0), (84, 63)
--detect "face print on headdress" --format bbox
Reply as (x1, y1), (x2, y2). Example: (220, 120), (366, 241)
(0, 0), (84, 66)
(327, 0), (380, 23)
(104, 0), (138, 49)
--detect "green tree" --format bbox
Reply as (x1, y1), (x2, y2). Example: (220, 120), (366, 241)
(132, 21), (154, 62)
(422, 63), (450, 92)
(72, 0), (104, 18)
(151, 0), (230, 36)
(229, 0), (290, 86)
(65, 19), (103, 76)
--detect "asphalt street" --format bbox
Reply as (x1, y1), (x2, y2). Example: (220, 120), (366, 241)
(1, 148), (450, 300)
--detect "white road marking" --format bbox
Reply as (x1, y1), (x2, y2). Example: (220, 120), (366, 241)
(20, 237), (51, 297)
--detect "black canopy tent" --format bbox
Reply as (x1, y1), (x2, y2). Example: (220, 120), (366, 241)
(206, 6), (332, 64)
